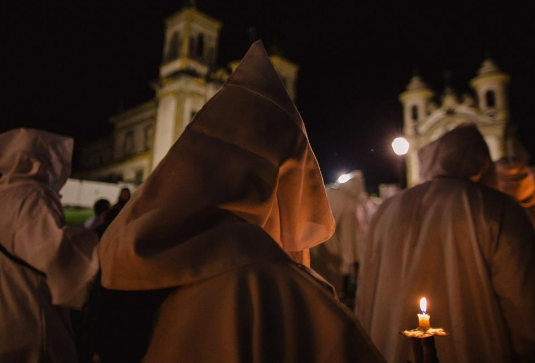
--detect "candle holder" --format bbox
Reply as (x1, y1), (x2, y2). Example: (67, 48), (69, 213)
(401, 327), (448, 339)
(401, 297), (449, 338)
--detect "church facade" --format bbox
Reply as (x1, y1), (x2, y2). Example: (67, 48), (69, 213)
(400, 59), (510, 186)
(78, 5), (298, 184)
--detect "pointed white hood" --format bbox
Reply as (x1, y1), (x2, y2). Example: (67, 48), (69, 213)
(99, 41), (335, 290)
(0, 128), (73, 192)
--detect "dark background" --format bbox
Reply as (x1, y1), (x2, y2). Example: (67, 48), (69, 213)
(2, 1), (534, 188)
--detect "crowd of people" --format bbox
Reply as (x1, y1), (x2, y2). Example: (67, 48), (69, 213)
(1, 41), (534, 363)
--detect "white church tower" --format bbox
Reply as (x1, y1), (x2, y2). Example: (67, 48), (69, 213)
(399, 75), (435, 186)
(78, 4), (300, 183)
(152, 3), (225, 169)
(469, 58), (511, 160)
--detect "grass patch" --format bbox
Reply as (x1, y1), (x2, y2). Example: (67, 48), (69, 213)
(64, 208), (93, 227)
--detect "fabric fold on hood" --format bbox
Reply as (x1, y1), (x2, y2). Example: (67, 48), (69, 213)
(418, 123), (495, 185)
(0, 128), (73, 192)
(99, 40), (335, 290)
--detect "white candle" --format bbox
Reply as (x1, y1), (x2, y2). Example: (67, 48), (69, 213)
(418, 297), (431, 331)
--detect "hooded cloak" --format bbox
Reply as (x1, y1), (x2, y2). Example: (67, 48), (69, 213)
(98, 41), (385, 363)
(0, 128), (99, 362)
(356, 124), (535, 363)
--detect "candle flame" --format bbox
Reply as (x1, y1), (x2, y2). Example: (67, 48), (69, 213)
(420, 297), (427, 313)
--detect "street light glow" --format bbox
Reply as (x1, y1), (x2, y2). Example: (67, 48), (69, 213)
(337, 173), (351, 184)
(392, 137), (409, 156)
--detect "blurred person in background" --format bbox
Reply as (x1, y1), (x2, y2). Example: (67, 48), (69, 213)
(95, 188), (131, 239)
(107, 187), (131, 222)
(311, 170), (369, 308)
(84, 198), (111, 230)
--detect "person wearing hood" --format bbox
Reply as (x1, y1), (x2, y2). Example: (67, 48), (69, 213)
(311, 170), (369, 308)
(0, 128), (99, 362)
(496, 159), (535, 227)
(98, 41), (385, 363)
(495, 135), (535, 228)
(356, 124), (535, 363)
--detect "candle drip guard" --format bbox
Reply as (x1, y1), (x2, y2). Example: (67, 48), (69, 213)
(401, 327), (449, 339)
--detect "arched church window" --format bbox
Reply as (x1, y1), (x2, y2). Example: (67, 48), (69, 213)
(189, 36), (196, 58)
(411, 105), (419, 121)
(485, 90), (496, 108)
(166, 32), (180, 61)
(197, 34), (204, 59)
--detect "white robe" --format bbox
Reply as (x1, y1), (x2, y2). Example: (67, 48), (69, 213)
(357, 124), (535, 363)
(0, 128), (99, 362)
(98, 41), (385, 363)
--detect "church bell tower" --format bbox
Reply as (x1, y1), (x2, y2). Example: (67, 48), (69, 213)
(152, 2), (223, 169)
(399, 75), (434, 186)
(469, 58), (510, 160)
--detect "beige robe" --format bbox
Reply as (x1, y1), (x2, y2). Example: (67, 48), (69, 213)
(142, 222), (384, 362)
(99, 41), (385, 363)
(0, 128), (99, 362)
(311, 171), (368, 294)
(357, 124), (535, 363)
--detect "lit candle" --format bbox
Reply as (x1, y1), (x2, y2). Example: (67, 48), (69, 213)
(417, 297), (431, 331)
(402, 296), (448, 338)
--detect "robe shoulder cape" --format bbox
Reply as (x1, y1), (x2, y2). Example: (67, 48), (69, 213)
(142, 224), (385, 363)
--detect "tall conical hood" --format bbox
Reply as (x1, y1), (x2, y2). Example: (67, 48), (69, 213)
(0, 128), (73, 192)
(98, 41), (335, 290)
(418, 124), (495, 184)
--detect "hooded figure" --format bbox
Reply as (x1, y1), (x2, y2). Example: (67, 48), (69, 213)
(356, 124), (535, 363)
(495, 136), (535, 228)
(98, 41), (385, 363)
(496, 159), (535, 228)
(311, 170), (368, 305)
(0, 128), (99, 362)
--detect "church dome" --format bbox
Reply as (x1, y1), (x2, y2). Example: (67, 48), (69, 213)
(477, 58), (500, 75)
(406, 75), (429, 91)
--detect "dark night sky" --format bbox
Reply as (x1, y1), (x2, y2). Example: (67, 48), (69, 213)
(2, 1), (535, 188)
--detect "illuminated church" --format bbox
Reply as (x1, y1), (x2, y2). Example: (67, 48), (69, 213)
(78, 4), (298, 184)
(400, 59), (510, 186)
